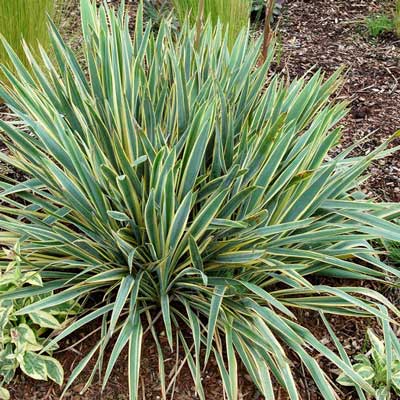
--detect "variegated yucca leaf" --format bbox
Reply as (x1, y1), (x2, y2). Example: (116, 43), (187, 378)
(0, 0), (400, 399)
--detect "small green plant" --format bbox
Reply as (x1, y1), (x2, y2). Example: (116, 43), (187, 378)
(1, 1), (400, 399)
(337, 328), (400, 400)
(0, 244), (76, 399)
(366, 14), (394, 37)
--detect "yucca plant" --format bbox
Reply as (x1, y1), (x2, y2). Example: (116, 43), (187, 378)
(171, 0), (251, 47)
(1, 1), (400, 398)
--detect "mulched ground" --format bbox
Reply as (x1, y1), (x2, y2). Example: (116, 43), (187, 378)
(2, 0), (400, 399)
(6, 308), (384, 400)
(276, 0), (400, 202)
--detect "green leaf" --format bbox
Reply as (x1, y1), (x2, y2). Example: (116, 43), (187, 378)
(368, 329), (386, 367)
(103, 320), (132, 390)
(107, 210), (131, 221)
(24, 272), (43, 287)
(15, 285), (101, 316)
(240, 281), (295, 318)
(29, 311), (62, 330)
(20, 352), (47, 381)
(188, 235), (204, 271)
(41, 303), (115, 353)
(205, 286), (226, 365)
(161, 294), (174, 350)
(185, 302), (202, 396)
(391, 370), (400, 392)
(166, 191), (193, 252)
(62, 341), (102, 397)
(375, 386), (390, 400)
(11, 324), (42, 352)
(354, 364), (375, 382)
(109, 275), (135, 335)
(337, 372), (357, 387)
(128, 310), (143, 400)
(42, 356), (64, 385)
(0, 387), (10, 400)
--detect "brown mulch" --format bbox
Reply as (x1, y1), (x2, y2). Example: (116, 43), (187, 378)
(7, 309), (382, 400)
(276, 0), (400, 202)
(3, 0), (400, 399)
(9, 322), (258, 400)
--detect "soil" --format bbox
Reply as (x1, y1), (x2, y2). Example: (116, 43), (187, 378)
(275, 0), (400, 202)
(6, 309), (385, 400)
(10, 321), (258, 400)
(2, 0), (400, 399)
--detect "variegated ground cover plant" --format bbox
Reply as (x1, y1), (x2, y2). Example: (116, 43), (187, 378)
(333, 311), (400, 400)
(0, 243), (77, 400)
(0, 0), (400, 398)
(338, 328), (400, 400)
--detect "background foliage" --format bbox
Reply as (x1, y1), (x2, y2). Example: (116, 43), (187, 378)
(171, 0), (251, 46)
(0, 245), (76, 400)
(0, 0), (59, 80)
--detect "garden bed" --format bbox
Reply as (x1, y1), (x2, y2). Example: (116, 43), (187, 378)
(1, 0), (400, 399)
